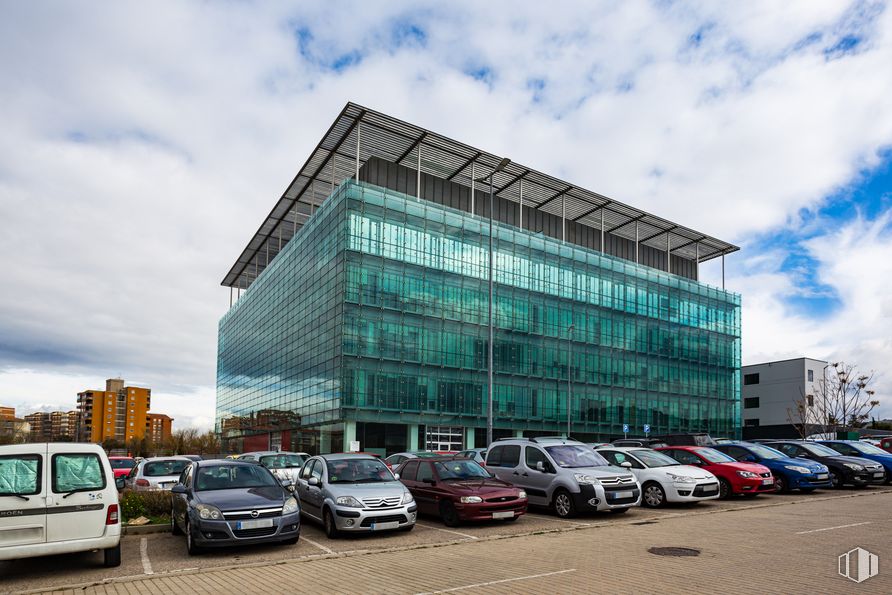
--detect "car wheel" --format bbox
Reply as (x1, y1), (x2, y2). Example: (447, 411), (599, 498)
(170, 508), (182, 535)
(642, 482), (666, 508)
(552, 489), (576, 518)
(103, 543), (121, 568)
(718, 478), (732, 499)
(323, 508), (340, 539)
(773, 474), (789, 493)
(610, 507), (630, 514)
(440, 500), (460, 527)
(186, 520), (201, 556)
(830, 471), (841, 488)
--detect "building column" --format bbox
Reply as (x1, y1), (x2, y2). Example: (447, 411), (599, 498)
(343, 420), (357, 452)
(514, 429), (524, 438)
(319, 429), (331, 455)
(407, 424), (420, 451)
(465, 427), (475, 449)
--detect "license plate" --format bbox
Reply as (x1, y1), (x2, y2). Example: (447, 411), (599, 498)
(816, 474), (828, 480)
(701, 485), (717, 493)
(612, 491), (634, 499)
(762, 478), (774, 485)
(492, 511), (514, 519)
(371, 521), (400, 531)
(874, 472), (885, 478)
(235, 518), (274, 530)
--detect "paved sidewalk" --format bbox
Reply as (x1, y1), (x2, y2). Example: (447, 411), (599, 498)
(22, 490), (892, 594)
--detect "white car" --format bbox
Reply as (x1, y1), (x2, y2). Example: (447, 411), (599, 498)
(125, 456), (192, 491)
(597, 446), (720, 507)
(0, 442), (122, 566)
(238, 451), (310, 486)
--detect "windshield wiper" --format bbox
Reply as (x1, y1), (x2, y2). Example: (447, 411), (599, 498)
(62, 490), (81, 499)
(2, 493), (30, 501)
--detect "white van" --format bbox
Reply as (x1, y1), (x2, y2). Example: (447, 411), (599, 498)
(0, 442), (122, 566)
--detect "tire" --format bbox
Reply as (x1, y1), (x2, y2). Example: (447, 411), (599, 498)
(718, 478), (732, 499)
(103, 543), (121, 568)
(440, 500), (460, 527)
(323, 508), (340, 539)
(642, 482), (666, 508)
(830, 471), (842, 489)
(552, 489), (577, 518)
(186, 520), (201, 556)
(610, 507), (630, 514)
(170, 507), (182, 535)
(773, 474), (789, 494)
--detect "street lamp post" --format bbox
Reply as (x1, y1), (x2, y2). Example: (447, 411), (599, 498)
(567, 323), (574, 438)
(477, 157), (511, 447)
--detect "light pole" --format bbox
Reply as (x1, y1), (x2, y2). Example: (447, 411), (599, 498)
(477, 157), (511, 447)
(567, 323), (574, 438)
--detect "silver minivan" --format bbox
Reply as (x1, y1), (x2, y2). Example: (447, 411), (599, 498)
(296, 454), (416, 538)
(485, 437), (641, 518)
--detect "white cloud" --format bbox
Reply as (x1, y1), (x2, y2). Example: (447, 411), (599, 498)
(1, 1), (891, 425)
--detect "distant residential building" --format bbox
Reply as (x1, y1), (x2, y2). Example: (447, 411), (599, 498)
(23, 410), (80, 441)
(146, 413), (173, 444)
(740, 357), (827, 439)
(0, 405), (14, 420)
(0, 406), (30, 443)
(77, 378), (153, 443)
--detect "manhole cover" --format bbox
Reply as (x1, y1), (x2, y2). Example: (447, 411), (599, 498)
(648, 547), (701, 557)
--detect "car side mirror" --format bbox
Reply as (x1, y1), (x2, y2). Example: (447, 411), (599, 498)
(392, 473), (400, 481)
(620, 462), (633, 469)
(115, 477), (125, 490)
(171, 484), (188, 494)
(308, 477), (320, 486)
(536, 461), (546, 472)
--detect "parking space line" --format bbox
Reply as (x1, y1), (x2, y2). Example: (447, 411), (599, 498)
(414, 569), (577, 594)
(302, 536), (335, 554)
(140, 537), (154, 575)
(414, 522), (479, 539)
(795, 521), (871, 535)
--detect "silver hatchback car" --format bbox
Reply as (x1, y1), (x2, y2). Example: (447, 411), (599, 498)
(125, 456), (192, 491)
(296, 454), (417, 538)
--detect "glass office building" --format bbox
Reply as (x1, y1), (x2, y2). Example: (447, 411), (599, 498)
(217, 103), (741, 455)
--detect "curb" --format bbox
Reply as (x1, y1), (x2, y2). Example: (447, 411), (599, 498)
(123, 524), (171, 536)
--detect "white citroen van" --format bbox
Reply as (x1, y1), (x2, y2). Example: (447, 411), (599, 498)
(0, 442), (122, 566)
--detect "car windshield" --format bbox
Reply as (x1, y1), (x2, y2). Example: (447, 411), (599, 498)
(434, 460), (491, 480)
(144, 460), (190, 477)
(544, 445), (609, 468)
(327, 458), (394, 483)
(631, 450), (679, 468)
(850, 442), (888, 455)
(801, 443), (844, 457)
(260, 454), (305, 469)
(695, 448), (736, 464)
(109, 459), (135, 469)
(195, 465), (278, 491)
(745, 444), (785, 460)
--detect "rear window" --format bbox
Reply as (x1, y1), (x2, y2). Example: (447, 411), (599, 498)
(259, 454), (306, 469)
(0, 454), (41, 496)
(109, 458), (135, 470)
(144, 459), (190, 477)
(53, 453), (105, 494)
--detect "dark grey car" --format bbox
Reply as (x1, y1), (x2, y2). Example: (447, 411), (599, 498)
(171, 460), (300, 555)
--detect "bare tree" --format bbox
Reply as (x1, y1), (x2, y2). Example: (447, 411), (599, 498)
(789, 362), (880, 438)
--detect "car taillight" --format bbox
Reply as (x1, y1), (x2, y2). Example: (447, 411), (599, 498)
(106, 504), (119, 525)
(136, 479), (150, 487)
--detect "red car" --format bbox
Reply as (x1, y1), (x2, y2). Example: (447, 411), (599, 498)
(108, 456), (136, 479)
(397, 457), (527, 526)
(657, 446), (775, 498)
(880, 437), (892, 454)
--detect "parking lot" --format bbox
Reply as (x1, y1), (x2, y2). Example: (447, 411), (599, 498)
(2, 486), (890, 594)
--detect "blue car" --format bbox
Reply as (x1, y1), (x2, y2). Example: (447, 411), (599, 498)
(712, 441), (831, 493)
(819, 441), (892, 484)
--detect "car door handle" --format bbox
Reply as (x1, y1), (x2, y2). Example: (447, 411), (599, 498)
(512, 471), (520, 475)
(521, 473), (529, 477)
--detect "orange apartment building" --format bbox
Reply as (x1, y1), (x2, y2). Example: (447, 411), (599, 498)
(146, 413), (173, 444)
(77, 378), (157, 443)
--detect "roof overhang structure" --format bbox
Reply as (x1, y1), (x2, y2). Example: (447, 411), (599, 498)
(222, 102), (738, 289)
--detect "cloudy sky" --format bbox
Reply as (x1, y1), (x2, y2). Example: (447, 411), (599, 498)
(1, 1), (891, 429)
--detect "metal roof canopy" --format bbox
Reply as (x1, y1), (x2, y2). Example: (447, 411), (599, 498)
(222, 102), (739, 289)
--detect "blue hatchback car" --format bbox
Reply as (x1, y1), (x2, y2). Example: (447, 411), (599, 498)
(819, 441), (892, 484)
(712, 442), (831, 493)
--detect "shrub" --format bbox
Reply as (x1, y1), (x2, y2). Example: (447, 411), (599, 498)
(120, 489), (173, 520)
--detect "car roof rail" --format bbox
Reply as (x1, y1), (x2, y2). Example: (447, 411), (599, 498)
(494, 436), (538, 443)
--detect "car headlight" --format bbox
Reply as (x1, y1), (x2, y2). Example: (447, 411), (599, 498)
(784, 465), (811, 474)
(336, 495), (364, 508)
(459, 496), (483, 503)
(402, 491), (414, 504)
(843, 463), (864, 471)
(196, 504), (223, 520)
(517, 490), (527, 499)
(736, 470), (759, 479)
(573, 473), (600, 485)
(282, 496), (299, 515)
(667, 473), (695, 483)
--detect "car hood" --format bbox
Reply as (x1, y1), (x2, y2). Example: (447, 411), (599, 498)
(659, 464), (715, 480)
(325, 481), (407, 498)
(195, 486), (286, 510)
(434, 477), (518, 495)
(821, 455), (881, 467)
(769, 457), (826, 472)
(718, 461), (770, 474)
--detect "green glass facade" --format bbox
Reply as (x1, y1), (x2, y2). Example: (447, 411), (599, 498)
(217, 180), (741, 454)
